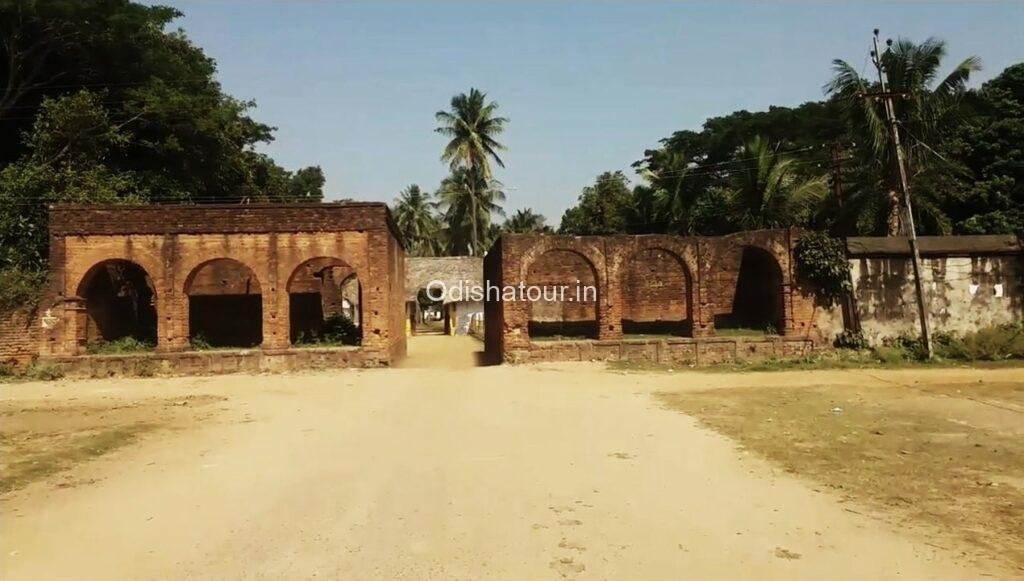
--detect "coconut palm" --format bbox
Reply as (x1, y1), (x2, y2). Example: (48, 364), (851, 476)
(392, 184), (443, 256)
(826, 37), (980, 234)
(436, 88), (508, 252)
(724, 136), (827, 230)
(503, 208), (550, 234)
(436, 168), (505, 256)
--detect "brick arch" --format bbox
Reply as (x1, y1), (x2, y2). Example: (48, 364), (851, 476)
(286, 256), (362, 345)
(183, 258), (263, 347)
(74, 259), (159, 346)
(725, 245), (787, 333)
(524, 248), (601, 339)
(183, 258), (262, 296)
(620, 246), (694, 336)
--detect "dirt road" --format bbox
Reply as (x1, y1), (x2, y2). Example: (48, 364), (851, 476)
(1, 337), (1015, 579)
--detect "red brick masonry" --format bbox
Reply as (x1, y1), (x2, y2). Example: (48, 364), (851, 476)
(484, 229), (831, 363)
(23, 203), (406, 371)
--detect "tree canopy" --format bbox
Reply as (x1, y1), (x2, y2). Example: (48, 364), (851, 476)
(0, 0), (324, 276)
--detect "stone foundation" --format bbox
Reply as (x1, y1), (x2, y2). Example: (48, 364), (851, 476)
(40, 346), (387, 379)
(508, 336), (817, 365)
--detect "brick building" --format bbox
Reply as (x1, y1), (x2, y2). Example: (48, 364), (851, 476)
(30, 203), (406, 371)
(483, 229), (837, 364)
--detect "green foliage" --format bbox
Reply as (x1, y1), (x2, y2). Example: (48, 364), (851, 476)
(393, 184), (444, 256)
(793, 231), (852, 306)
(436, 168), (505, 256)
(0, 361), (14, 377)
(880, 334), (929, 361)
(24, 362), (65, 381)
(934, 325), (1024, 361)
(558, 171), (634, 235)
(833, 330), (869, 350)
(0, 267), (46, 314)
(503, 208), (551, 234)
(295, 315), (361, 347)
(86, 337), (155, 355)
(0, 1), (324, 297)
(435, 89), (508, 255)
(190, 334), (213, 351)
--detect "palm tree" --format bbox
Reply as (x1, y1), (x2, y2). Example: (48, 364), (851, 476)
(436, 88), (508, 252)
(826, 37), (980, 234)
(392, 184), (442, 256)
(503, 208), (550, 233)
(725, 136), (826, 230)
(436, 168), (505, 255)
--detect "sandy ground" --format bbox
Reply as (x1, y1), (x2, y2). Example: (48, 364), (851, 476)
(0, 335), (1018, 580)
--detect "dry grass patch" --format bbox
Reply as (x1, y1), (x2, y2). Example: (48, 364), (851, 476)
(657, 379), (1024, 572)
(0, 394), (226, 494)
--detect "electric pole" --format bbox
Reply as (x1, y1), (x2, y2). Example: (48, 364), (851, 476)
(827, 141), (845, 208)
(868, 28), (933, 357)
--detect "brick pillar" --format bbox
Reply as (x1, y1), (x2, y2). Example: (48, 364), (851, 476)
(262, 233), (290, 351)
(157, 292), (188, 352)
(692, 239), (716, 337)
(360, 230), (390, 357)
(598, 246), (622, 340)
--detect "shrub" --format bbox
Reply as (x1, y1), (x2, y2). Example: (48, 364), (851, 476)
(190, 334), (213, 350)
(0, 361), (14, 377)
(295, 314), (361, 346)
(880, 333), (928, 360)
(794, 231), (851, 306)
(834, 329), (869, 350)
(935, 324), (1024, 361)
(25, 362), (65, 381)
(86, 336), (155, 354)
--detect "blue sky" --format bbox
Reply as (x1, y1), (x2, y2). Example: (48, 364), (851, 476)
(166, 1), (1023, 223)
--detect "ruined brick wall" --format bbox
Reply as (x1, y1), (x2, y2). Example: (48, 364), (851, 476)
(38, 203), (406, 366)
(485, 229), (829, 362)
(621, 248), (690, 325)
(0, 307), (39, 369)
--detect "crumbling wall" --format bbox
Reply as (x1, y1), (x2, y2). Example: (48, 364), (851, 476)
(38, 203), (406, 367)
(485, 229), (828, 363)
(850, 250), (1022, 344)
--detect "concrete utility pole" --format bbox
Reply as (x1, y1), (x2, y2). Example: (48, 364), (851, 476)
(868, 28), (933, 357)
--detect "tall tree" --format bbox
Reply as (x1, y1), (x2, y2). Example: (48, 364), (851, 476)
(558, 171), (634, 235)
(435, 88), (508, 252)
(723, 136), (827, 231)
(826, 37), (980, 234)
(503, 208), (551, 234)
(392, 184), (443, 256)
(436, 168), (505, 256)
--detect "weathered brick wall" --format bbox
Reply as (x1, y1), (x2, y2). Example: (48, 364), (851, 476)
(621, 248), (690, 324)
(37, 203), (406, 366)
(0, 307), (39, 369)
(485, 229), (830, 363)
(525, 249), (598, 324)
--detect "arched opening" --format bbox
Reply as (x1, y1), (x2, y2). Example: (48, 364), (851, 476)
(526, 249), (599, 340)
(720, 246), (784, 335)
(76, 260), (157, 350)
(185, 259), (262, 348)
(287, 257), (361, 346)
(621, 248), (693, 336)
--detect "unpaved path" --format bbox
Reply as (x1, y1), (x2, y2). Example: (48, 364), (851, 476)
(1, 337), (1015, 579)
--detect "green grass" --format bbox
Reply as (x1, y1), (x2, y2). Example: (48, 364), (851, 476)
(0, 423), (154, 494)
(86, 336), (155, 355)
(608, 348), (1024, 374)
(713, 327), (769, 338)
